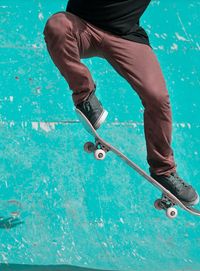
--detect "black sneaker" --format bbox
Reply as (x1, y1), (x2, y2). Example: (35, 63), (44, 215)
(76, 90), (108, 130)
(151, 172), (199, 206)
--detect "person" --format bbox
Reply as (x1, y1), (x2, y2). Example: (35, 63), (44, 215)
(43, 0), (199, 206)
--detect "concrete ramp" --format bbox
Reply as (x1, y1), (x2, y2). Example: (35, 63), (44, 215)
(0, 1), (200, 271)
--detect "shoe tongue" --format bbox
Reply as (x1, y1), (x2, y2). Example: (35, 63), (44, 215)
(170, 172), (177, 177)
(163, 172), (173, 177)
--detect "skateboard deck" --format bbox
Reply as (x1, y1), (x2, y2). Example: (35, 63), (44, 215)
(76, 108), (200, 219)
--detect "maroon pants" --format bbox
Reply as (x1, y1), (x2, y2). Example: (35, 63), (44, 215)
(43, 12), (176, 175)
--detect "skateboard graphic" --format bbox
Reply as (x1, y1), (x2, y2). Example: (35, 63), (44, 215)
(76, 109), (200, 219)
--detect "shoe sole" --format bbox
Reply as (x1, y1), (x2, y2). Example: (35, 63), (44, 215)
(181, 193), (200, 206)
(94, 110), (108, 130)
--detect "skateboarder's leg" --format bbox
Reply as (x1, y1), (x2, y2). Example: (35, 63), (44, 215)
(44, 12), (108, 128)
(44, 12), (98, 105)
(102, 35), (176, 176)
(102, 37), (199, 205)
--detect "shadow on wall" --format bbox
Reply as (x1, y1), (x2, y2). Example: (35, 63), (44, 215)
(0, 265), (118, 271)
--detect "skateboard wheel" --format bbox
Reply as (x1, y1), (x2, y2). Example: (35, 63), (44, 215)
(154, 199), (163, 210)
(166, 207), (178, 219)
(94, 149), (106, 160)
(84, 142), (95, 153)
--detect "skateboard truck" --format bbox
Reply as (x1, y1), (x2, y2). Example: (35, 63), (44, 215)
(84, 139), (110, 160)
(154, 196), (178, 219)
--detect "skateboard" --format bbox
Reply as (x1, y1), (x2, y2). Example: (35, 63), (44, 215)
(76, 108), (200, 219)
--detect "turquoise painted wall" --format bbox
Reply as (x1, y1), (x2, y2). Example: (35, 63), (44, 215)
(0, 1), (200, 270)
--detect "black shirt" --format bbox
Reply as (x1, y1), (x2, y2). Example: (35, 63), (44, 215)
(66, 0), (151, 45)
